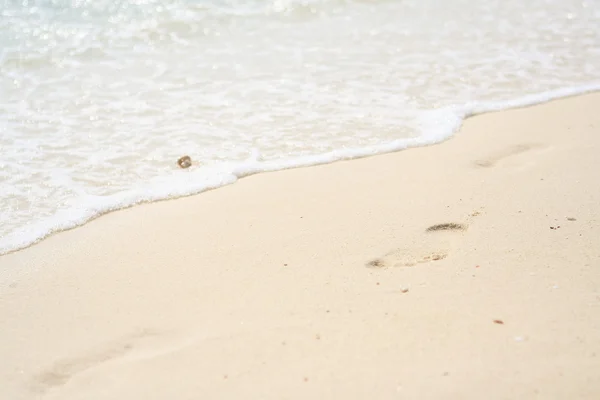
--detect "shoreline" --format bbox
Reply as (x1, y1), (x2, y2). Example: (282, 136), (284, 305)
(2, 93), (600, 399)
(3, 84), (600, 257)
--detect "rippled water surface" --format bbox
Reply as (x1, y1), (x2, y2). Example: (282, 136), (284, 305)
(1, 0), (600, 253)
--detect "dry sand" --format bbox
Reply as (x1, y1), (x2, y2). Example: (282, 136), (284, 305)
(1, 93), (600, 399)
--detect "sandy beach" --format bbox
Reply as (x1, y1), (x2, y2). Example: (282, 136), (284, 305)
(1, 93), (600, 399)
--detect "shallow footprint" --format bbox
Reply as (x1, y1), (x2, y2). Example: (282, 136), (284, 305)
(474, 143), (546, 168)
(31, 328), (162, 393)
(367, 222), (467, 268)
(367, 247), (449, 268)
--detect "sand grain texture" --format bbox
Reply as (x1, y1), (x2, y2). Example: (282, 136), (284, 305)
(1, 94), (600, 399)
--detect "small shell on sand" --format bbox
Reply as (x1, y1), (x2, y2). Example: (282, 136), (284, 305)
(177, 155), (192, 169)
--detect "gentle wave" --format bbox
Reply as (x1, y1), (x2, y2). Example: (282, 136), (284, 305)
(2, 83), (599, 255)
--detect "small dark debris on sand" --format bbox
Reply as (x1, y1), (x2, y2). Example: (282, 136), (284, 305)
(567, 217), (576, 221)
(177, 155), (192, 168)
(367, 259), (386, 268)
(426, 222), (467, 232)
(493, 319), (504, 325)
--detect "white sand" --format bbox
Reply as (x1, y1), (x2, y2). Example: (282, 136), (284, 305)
(1, 93), (600, 399)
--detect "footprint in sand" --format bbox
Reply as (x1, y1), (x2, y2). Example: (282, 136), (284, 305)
(366, 222), (467, 268)
(31, 329), (163, 393)
(474, 143), (547, 168)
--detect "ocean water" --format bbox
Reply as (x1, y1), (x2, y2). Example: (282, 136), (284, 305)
(1, 0), (599, 254)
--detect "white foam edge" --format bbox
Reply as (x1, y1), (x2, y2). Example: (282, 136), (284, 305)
(2, 82), (600, 256)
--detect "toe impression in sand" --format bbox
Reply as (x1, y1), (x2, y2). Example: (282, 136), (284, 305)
(425, 222), (467, 232)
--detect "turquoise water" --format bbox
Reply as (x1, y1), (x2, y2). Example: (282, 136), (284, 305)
(1, 0), (599, 254)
